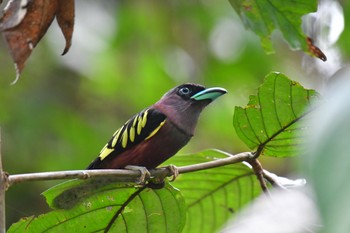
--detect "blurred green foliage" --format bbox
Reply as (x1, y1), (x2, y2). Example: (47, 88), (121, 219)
(0, 0), (347, 228)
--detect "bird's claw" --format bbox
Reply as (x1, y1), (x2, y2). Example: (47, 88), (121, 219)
(125, 165), (151, 185)
(124, 164), (178, 185)
(166, 164), (179, 182)
(146, 165), (179, 189)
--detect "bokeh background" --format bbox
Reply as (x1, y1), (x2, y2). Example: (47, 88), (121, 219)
(0, 0), (348, 227)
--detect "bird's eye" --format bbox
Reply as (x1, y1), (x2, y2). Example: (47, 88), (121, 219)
(178, 87), (191, 96)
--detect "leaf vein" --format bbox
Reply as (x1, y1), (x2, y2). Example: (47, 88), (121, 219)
(244, 109), (262, 145)
(187, 173), (253, 208)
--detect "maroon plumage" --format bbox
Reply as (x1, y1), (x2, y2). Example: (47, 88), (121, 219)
(87, 83), (227, 170)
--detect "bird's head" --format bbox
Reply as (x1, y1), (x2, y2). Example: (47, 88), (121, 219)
(154, 83), (227, 135)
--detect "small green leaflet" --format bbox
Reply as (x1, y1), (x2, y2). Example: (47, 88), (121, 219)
(229, 0), (317, 54)
(233, 72), (319, 157)
(8, 181), (186, 233)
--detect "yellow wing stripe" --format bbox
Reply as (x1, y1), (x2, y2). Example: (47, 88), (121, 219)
(132, 115), (138, 127)
(122, 129), (128, 148)
(137, 115), (142, 135)
(129, 126), (135, 142)
(98, 109), (165, 161)
(141, 110), (148, 127)
(145, 120), (166, 140)
(99, 144), (114, 160)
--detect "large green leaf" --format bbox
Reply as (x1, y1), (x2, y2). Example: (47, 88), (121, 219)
(164, 149), (262, 233)
(233, 72), (319, 157)
(8, 181), (186, 233)
(229, 0), (317, 54)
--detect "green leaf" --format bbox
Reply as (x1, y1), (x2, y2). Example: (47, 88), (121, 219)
(8, 182), (186, 233)
(233, 72), (319, 157)
(164, 149), (262, 233)
(229, 0), (317, 53)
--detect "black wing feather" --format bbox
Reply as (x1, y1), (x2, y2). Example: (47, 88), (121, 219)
(87, 108), (166, 169)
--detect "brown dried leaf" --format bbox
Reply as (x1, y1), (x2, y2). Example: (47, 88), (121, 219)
(0, 0), (58, 83)
(306, 37), (327, 62)
(56, 0), (74, 55)
(0, 0), (75, 83)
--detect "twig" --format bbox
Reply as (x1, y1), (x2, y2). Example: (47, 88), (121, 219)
(0, 129), (6, 233)
(7, 151), (252, 187)
(8, 169), (141, 186)
(247, 158), (270, 195)
(177, 151), (251, 173)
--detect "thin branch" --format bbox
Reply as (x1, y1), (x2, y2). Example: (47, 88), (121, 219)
(8, 170), (141, 186)
(7, 151), (252, 187)
(0, 129), (6, 233)
(177, 151), (251, 173)
(247, 158), (270, 195)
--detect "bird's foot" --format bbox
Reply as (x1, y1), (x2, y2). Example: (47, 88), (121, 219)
(146, 165), (179, 189)
(125, 165), (151, 185)
(166, 164), (179, 182)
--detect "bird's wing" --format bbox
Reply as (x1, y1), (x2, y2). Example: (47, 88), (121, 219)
(87, 108), (167, 169)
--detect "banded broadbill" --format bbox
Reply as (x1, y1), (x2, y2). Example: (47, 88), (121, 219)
(87, 83), (227, 170)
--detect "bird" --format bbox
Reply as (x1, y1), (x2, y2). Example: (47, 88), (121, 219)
(87, 83), (227, 172)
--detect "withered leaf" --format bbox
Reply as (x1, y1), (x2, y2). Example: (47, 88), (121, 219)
(56, 0), (74, 55)
(0, 0), (75, 83)
(306, 37), (327, 62)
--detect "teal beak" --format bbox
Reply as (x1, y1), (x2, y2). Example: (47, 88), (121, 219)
(191, 87), (227, 101)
